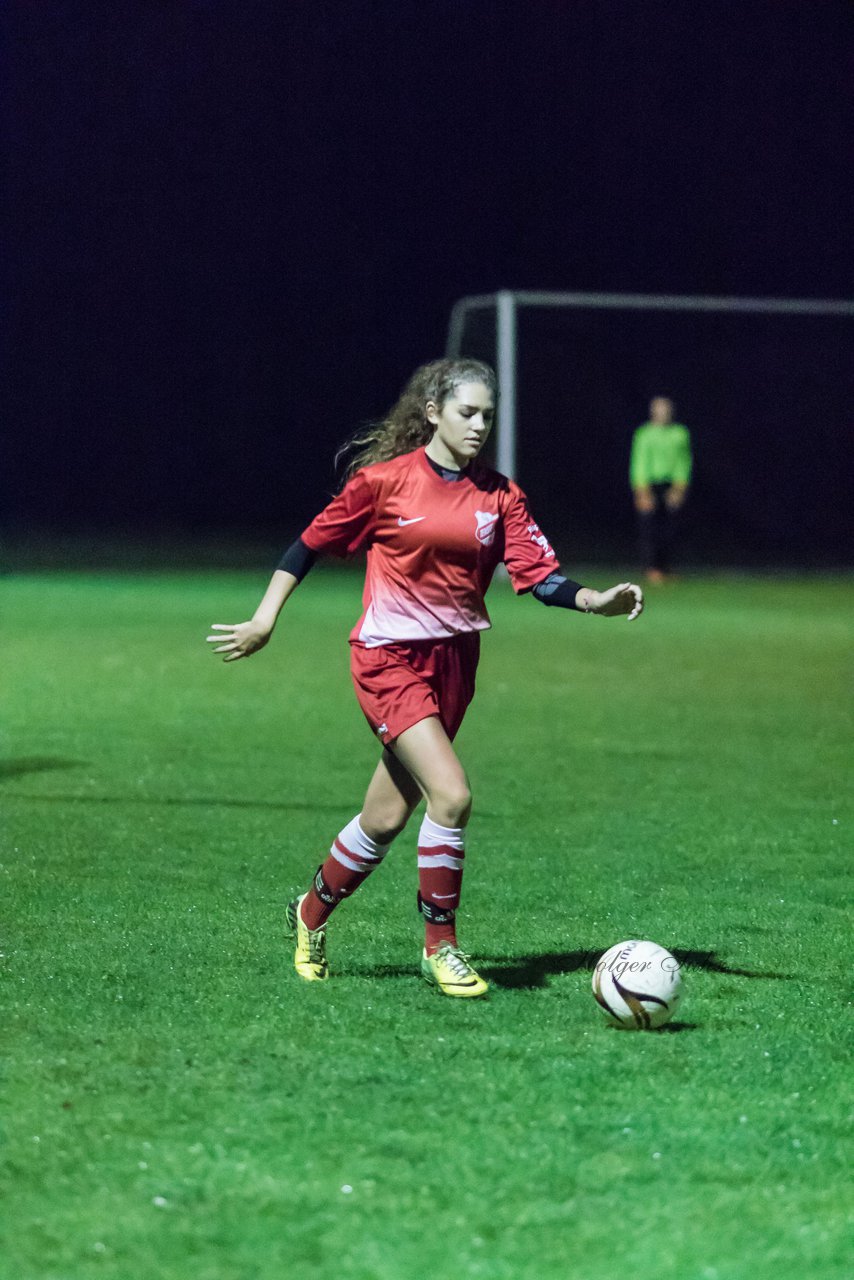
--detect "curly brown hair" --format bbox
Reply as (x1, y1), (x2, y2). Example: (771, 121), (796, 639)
(338, 358), (497, 480)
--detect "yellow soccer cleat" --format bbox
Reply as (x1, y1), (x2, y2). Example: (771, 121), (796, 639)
(285, 894), (329, 982)
(421, 944), (489, 999)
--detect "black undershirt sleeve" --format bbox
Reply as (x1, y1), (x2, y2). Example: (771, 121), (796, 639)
(531, 572), (586, 610)
(276, 537), (318, 582)
(277, 541), (583, 602)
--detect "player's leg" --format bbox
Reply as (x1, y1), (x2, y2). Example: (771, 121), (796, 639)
(286, 751), (421, 982)
(296, 752), (418, 931)
(390, 717), (471, 948)
(390, 715), (471, 827)
(360, 748), (423, 843)
(646, 484), (669, 581)
(390, 718), (488, 997)
(661, 494), (685, 575)
(637, 504), (656, 578)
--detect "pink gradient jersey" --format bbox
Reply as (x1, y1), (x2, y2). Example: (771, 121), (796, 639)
(301, 448), (559, 648)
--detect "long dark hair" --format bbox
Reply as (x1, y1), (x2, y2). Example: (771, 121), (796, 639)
(338, 357), (497, 480)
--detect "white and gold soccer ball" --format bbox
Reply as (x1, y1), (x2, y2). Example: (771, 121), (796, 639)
(592, 939), (683, 1029)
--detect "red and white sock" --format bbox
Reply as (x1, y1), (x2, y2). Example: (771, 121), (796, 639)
(299, 815), (391, 930)
(417, 815), (466, 955)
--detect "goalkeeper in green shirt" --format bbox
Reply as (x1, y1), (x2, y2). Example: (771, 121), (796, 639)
(630, 397), (693, 581)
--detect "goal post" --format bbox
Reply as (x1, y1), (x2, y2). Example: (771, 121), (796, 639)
(446, 289), (854, 487)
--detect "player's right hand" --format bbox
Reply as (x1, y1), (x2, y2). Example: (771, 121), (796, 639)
(206, 621), (272, 662)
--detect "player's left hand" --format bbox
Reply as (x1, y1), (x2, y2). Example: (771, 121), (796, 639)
(590, 583), (644, 620)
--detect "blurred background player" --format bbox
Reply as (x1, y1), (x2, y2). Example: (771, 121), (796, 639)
(208, 359), (644, 999)
(630, 396), (693, 582)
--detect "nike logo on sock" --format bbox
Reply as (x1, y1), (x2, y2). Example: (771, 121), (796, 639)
(397, 516), (426, 526)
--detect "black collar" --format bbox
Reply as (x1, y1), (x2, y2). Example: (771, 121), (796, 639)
(425, 454), (468, 483)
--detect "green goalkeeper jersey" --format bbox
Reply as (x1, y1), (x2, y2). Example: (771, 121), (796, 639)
(630, 423), (693, 488)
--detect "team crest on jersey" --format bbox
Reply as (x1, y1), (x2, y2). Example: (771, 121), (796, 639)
(474, 510), (499, 546)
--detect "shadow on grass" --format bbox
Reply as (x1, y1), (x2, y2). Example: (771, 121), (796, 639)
(340, 947), (791, 988)
(478, 948), (793, 989)
(1, 788), (503, 821)
(598, 1020), (701, 1034)
(0, 757), (87, 779)
(0, 789), (362, 816)
(672, 948), (792, 981)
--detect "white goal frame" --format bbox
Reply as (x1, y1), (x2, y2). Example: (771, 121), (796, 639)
(446, 290), (854, 481)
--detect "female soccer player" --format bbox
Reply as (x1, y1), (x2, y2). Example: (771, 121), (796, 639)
(207, 359), (643, 998)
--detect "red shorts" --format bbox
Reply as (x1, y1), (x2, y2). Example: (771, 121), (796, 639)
(349, 633), (481, 746)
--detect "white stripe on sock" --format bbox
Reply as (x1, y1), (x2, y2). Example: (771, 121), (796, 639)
(418, 815), (465, 851)
(330, 814), (391, 865)
(417, 852), (465, 871)
(330, 846), (373, 873)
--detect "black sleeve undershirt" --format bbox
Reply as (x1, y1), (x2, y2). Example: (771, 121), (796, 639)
(276, 537), (317, 582)
(531, 572), (587, 610)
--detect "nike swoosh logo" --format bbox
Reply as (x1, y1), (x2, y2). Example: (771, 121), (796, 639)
(397, 516), (426, 526)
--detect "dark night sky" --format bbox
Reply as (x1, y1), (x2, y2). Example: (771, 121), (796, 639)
(5, 1), (853, 558)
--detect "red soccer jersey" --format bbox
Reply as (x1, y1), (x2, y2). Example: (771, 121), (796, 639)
(301, 447), (559, 647)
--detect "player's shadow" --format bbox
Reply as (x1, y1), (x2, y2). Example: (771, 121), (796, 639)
(479, 947), (792, 989)
(2, 787), (505, 821)
(0, 789), (371, 817)
(0, 756), (86, 779)
(345, 947), (790, 993)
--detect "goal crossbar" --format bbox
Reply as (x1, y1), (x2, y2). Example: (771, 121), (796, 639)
(446, 289), (854, 479)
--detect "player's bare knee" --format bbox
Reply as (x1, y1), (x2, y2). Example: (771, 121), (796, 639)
(360, 802), (413, 845)
(428, 781), (472, 828)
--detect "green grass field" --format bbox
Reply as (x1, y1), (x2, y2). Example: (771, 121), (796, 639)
(3, 566), (852, 1280)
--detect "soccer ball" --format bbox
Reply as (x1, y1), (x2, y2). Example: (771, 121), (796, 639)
(592, 939), (683, 1030)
